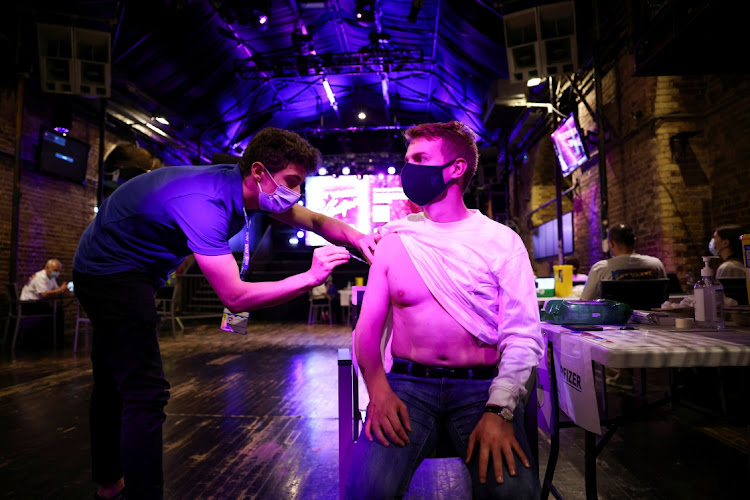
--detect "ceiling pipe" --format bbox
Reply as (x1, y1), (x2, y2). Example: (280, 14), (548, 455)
(380, 73), (391, 124)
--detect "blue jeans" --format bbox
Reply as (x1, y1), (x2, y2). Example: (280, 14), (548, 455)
(345, 372), (540, 499)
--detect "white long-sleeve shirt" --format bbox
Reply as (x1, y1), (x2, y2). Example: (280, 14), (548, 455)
(382, 211), (543, 410)
(20, 270), (58, 301)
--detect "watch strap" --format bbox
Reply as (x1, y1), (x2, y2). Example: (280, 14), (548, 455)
(483, 405), (514, 422)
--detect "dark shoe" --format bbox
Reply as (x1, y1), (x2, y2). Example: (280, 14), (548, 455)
(94, 487), (126, 500)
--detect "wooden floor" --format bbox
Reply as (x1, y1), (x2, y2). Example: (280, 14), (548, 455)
(0, 321), (748, 499)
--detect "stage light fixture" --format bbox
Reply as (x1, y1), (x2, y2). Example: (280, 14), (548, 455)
(289, 237), (299, 245)
(387, 166), (396, 174)
(527, 77), (543, 87)
(355, 0), (376, 22)
(251, 8), (270, 31)
(358, 111), (366, 120)
(297, 230), (305, 238)
(342, 166), (351, 175)
(318, 167), (328, 175)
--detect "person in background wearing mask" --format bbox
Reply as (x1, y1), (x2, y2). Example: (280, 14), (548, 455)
(18, 258), (70, 349)
(347, 121), (542, 499)
(20, 258), (69, 301)
(710, 224), (747, 279)
(73, 127), (380, 500)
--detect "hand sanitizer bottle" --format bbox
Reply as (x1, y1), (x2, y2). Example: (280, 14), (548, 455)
(694, 256), (725, 329)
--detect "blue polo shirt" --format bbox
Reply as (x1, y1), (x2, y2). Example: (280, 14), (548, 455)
(74, 163), (247, 284)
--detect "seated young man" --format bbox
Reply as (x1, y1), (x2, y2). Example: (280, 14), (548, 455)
(347, 121), (543, 499)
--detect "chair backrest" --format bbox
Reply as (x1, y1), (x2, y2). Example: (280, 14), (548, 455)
(719, 277), (749, 306)
(666, 273), (684, 294)
(601, 278), (670, 310)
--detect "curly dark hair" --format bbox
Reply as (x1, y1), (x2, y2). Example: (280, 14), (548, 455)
(404, 121), (479, 190)
(239, 127), (321, 176)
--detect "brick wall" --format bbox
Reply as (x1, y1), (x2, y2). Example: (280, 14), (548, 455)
(1, 88), (136, 341)
(518, 49), (750, 289)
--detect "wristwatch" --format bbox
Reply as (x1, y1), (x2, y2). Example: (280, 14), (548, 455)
(483, 405), (514, 422)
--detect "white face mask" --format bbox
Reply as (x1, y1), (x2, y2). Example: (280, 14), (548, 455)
(708, 238), (719, 256)
(256, 168), (301, 213)
(49, 271), (60, 279)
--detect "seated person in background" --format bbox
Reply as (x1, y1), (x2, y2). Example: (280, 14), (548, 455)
(19, 258), (69, 348)
(311, 276), (336, 322)
(20, 259), (69, 301)
(347, 121), (542, 499)
(710, 224), (746, 279)
(580, 223), (667, 301)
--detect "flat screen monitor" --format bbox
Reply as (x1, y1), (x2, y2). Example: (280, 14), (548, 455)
(36, 127), (91, 184)
(303, 174), (421, 246)
(532, 211), (574, 260)
(550, 113), (588, 177)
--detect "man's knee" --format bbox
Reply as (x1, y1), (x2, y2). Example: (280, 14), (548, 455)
(472, 468), (540, 500)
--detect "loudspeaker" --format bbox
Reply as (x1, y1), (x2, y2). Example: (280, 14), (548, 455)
(37, 23), (111, 97)
(538, 1), (578, 76)
(37, 23), (75, 94)
(74, 27), (111, 97)
(503, 9), (541, 83)
(503, 1), (578, 83)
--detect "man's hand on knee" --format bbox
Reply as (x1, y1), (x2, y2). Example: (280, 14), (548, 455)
(364, 388), (412, 447)
(465, 413), (530, 484)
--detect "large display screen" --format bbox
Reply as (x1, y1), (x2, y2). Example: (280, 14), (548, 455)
(37, 127), (91, 184)
(550, 113), (588, 177)
(304, 174), (420, 246)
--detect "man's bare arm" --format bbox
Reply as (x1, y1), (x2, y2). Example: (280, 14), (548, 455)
(194, 245), (349, 313)
(354, 234), (411, 446)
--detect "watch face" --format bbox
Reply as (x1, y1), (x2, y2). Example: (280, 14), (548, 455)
(500, 407), (514, 421)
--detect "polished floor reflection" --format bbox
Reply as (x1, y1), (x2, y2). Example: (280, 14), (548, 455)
(0, 321), (747, 499)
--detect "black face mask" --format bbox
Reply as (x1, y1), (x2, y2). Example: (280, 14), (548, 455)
(399, 159), (457, 206)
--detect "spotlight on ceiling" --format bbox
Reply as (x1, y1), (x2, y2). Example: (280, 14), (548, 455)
(527, 77), (543, 87)
(153, 115), (170, 125)
(318, 167), (328, 176)
(355, 0), (376, 22)
(358, 111), (367, 120)
(342, 166), (351, 175)
(251, 9), (270, 31)
(387, 166), (396, 175)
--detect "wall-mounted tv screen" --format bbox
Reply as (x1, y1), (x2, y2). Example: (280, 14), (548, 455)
(37, 127), (91, 184)
(532, 211), (574, 259)
(303, 174), (421, 246)
(550, 113), (588, 177)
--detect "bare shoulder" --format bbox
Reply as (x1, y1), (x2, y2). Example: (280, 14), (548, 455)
(373, 232), (406, 262)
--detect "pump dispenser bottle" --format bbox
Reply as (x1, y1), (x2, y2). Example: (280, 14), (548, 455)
(694, 256), (725, 329)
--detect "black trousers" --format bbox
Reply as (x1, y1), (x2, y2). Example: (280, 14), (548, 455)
(74, 270), (170, 500)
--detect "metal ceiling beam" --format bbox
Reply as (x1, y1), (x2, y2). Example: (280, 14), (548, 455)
(234, 50), (426, 79)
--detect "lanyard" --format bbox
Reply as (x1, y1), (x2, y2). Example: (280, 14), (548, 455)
(240, 208), (251, 281)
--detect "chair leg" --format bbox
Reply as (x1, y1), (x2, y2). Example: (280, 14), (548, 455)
(74, 320), (80, 353)
(2, 316), (10, 345)
(11, 317), (21, 357)
(171, 304), (177, 339)
(308, 304), (314, 325)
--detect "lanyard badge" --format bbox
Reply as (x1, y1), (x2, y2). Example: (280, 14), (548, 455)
(221, 209), (251, 335)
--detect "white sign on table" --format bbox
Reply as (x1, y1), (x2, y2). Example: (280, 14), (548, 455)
(549, 332), (602, 434)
